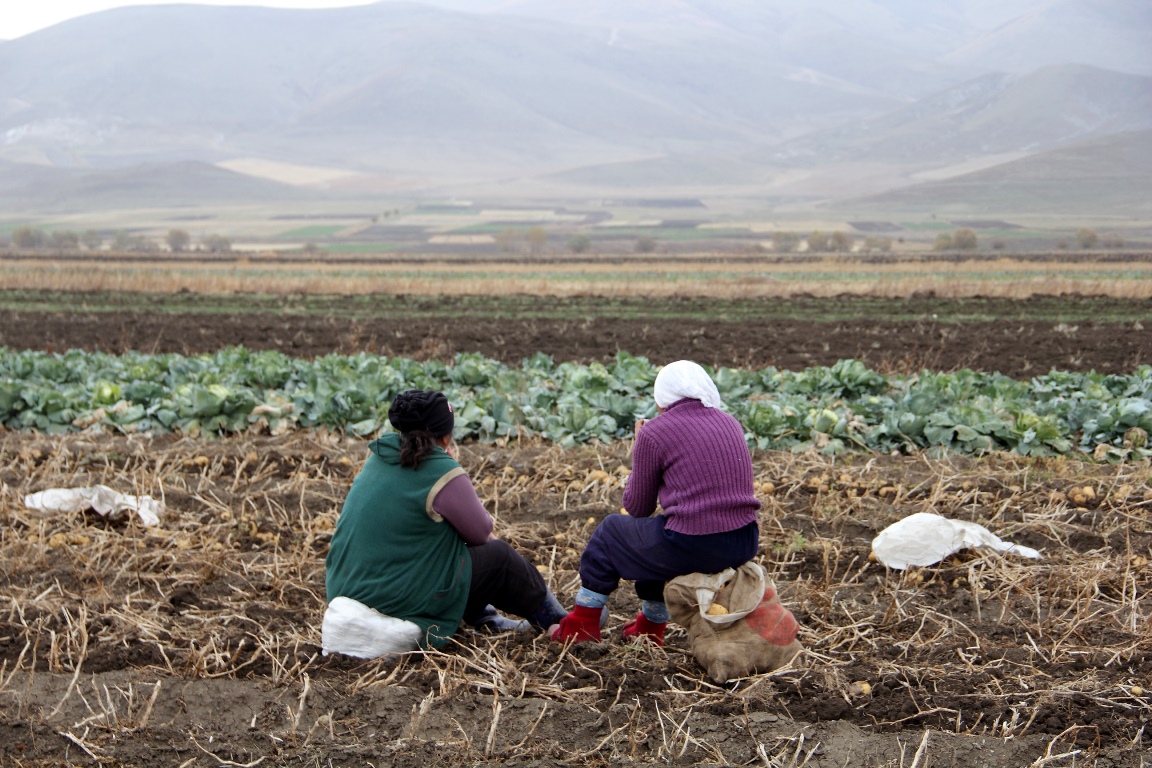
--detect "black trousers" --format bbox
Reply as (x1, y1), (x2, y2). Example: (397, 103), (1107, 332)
(463, 539), (549, 624)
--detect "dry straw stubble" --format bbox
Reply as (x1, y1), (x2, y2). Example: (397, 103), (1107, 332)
(0, 430), (1149, 766)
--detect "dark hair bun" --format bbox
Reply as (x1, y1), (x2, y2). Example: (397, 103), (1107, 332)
(387, 390), (454, 437)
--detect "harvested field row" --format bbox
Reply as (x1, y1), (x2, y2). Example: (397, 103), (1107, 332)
(1, 431), (1149, 767)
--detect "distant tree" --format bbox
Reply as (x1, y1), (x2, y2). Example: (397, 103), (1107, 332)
(301, 241), (322, 256)
(112, 230), (151, 252)
(526, 226), (547, 256)
(1075, 228), (1098, 249)
(50, 230), (80, 250)
(568, 234), (591, 254)
(806, 231), (829, 253)
(167, 229), (191, 252)
(81, 230), (104, 251)
(12, 226), (45, 249)
(991, 238), (1006, 251)
(953, 228), (978, 250)
(635, 237), (657, 253)
(772, 231), (799, 253)
(42, 231), (74, 249)
(830, 230), (853, 252)
(202, 234), (232, 253)
(494, 228), (518, 254)
(1101, 234), (1125, 249)
(863, 236), (893, 253)
(933, 233), (954, 251)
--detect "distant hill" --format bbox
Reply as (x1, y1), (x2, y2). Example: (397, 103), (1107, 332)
(0, 3), (905, 174)
(0, 0), (1147, 211)
(943, 0), (1152, 77)
(0, 160), (304, 211)
(411, 0), (1151, 76)
(770, 64), (1152, 165)
(831, 129), (1152, 215)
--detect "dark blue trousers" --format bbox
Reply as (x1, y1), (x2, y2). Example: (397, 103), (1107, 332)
(464, 539), (549, 624)
(579, 515), (758, 602)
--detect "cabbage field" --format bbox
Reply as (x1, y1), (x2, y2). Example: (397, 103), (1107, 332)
(3, 348), (1151, 461)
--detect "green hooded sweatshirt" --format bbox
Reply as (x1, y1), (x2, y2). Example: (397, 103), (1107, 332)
(325, 433), (470, 649)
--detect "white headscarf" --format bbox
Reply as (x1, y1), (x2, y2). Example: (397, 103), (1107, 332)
(653, 360), (722, 409)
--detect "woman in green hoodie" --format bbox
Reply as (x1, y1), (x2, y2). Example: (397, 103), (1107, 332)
(325, 389), (565, 649)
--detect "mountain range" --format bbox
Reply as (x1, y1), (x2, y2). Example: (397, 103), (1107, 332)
(0, 0), (1149, 213)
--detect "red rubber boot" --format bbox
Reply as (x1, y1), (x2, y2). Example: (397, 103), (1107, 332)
(621, 612), (666, 646)
(550, 605), (603, 643)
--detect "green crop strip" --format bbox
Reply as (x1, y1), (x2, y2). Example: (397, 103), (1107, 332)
(1, 349), (1148, 461)
(277, 225), (347, 238)
(322, 243), (408, 252)
(1, 291), (1149, 324)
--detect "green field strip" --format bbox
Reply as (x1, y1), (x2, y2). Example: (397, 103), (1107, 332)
(322, 243), (409, 253)
(276, 225), (347, 238)
(899, 222), (955, 231)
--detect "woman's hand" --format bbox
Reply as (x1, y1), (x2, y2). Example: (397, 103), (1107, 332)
(634, 418), (647, 436)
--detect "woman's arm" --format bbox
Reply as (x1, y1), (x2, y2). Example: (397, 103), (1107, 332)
(621, 428), (661, 517)
(431, 474), (494, 545)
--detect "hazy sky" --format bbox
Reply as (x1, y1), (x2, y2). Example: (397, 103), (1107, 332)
(0, 0), (381, 40)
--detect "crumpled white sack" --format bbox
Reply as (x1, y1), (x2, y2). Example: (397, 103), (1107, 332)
(24, 485), (162, 527)
(321, 596), (422, 658)
(872, 512), (1041, 570)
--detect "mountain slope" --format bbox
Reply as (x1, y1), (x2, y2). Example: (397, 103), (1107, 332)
(0, 160), (305, 210)
(0, 0), (1146, 209)
(0, 1), (903, 178)
(943, 0), (1152, 76)
(770, 65), (1152, 165)
(833, 129), (1152, 215)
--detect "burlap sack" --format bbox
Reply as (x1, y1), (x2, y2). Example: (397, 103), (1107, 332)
(666, 562), (802, 683)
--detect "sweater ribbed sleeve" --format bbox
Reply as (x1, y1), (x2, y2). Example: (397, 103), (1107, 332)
(621, 399), (761, 535)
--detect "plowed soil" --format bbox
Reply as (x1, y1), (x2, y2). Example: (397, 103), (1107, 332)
(1, 294), (1149, 376)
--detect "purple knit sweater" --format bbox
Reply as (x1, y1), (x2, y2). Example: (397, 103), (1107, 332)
(621, 398), (761, 535)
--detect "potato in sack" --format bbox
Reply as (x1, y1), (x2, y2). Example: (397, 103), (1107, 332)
(666, 562), (801, 683)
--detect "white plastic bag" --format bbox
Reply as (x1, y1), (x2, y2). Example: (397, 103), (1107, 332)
(321, 596), (422, 658)
(24, 485), (162, 527)
(872, 512), (1041, 570)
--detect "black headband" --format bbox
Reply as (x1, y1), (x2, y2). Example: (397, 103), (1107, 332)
(388, 390), (454, 437)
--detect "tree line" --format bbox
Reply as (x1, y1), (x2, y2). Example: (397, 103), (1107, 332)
(3, 227), (232, 253)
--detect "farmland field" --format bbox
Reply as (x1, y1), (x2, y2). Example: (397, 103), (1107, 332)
(1, 292), (1150, 767)
(1, 291), (1150, 379)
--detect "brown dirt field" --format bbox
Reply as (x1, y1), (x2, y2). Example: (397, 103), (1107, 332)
(1, 295), (1149, 376)
(1, 432), (1149, 767)
(1, 296), (1150, 766)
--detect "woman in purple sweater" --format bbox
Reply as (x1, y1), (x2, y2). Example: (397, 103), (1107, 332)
(551, 360), (761, 645)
